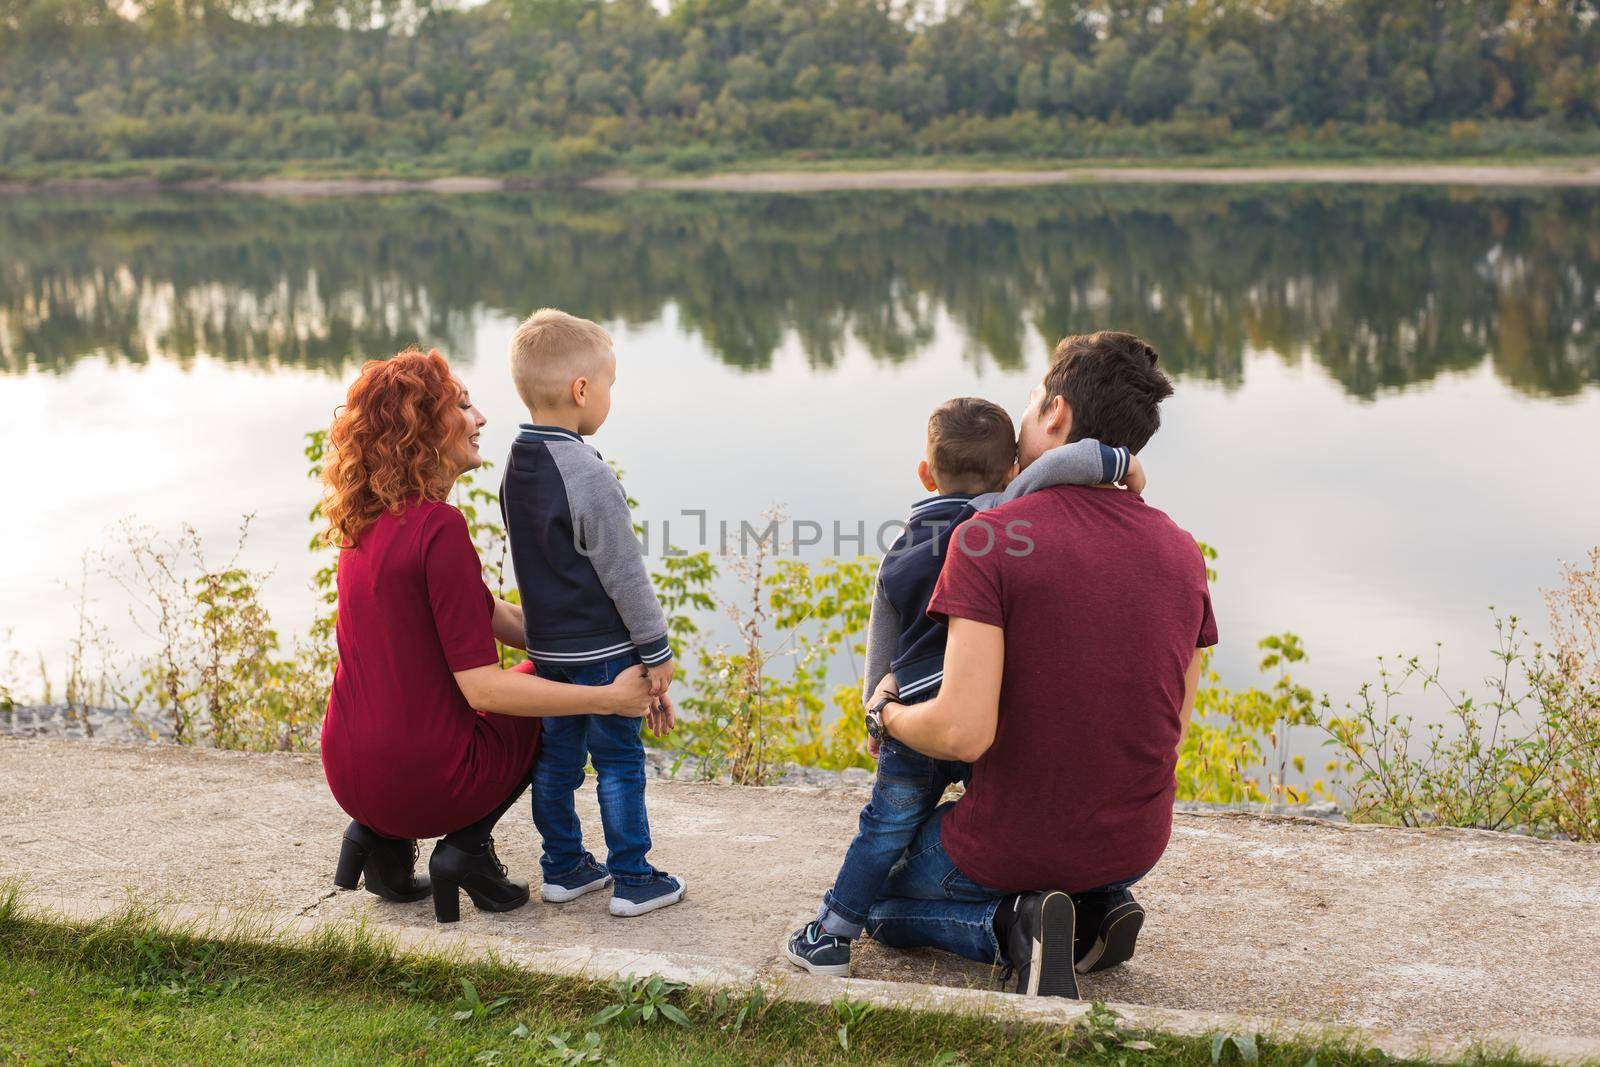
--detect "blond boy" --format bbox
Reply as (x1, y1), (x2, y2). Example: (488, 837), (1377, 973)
(502, 308), (684, 916)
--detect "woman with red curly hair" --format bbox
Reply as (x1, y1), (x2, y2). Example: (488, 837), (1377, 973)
(321, 348), (655, 923)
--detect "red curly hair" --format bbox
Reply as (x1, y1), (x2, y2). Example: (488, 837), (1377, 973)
(322, 347), (469, 548)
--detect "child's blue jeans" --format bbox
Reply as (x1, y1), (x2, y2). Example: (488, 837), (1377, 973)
(531, 652), (656, 885)
(818, 736), (969, 938)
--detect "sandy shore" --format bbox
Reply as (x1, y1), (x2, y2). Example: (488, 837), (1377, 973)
(3, 161), (1600, 198)
(589, 161), (1600, 192)
(0, 175), (518, 197)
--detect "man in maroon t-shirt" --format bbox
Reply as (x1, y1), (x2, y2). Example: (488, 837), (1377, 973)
(864, 332), (1218, 999)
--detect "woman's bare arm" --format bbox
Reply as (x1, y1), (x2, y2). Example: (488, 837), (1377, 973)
(492, 598), (525, 650)
(453, 663), (652, 719)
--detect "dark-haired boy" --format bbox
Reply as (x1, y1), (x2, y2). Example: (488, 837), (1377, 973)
(785, 396), (1141, 978)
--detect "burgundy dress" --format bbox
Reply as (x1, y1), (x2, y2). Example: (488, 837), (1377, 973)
(321, 499), (540, 839)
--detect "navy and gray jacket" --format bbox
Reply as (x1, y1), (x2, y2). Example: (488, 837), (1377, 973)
(500, 425), (672, 672)
(862, 439), (1129, 705)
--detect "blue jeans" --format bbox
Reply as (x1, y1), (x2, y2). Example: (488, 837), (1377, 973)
(819, 738), (968, 938)
(531, 652), (655, 885)
(864, 804), (1145, 966)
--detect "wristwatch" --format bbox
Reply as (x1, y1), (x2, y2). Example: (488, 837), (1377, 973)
(866, 694), (902, 745)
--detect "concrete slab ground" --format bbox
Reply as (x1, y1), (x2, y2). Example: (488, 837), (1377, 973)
(3, 738), (1598, 1061)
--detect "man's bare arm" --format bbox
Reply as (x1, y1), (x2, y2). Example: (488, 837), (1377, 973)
(880, 617), (1004, 763)
(1178, 648), (1203, 744)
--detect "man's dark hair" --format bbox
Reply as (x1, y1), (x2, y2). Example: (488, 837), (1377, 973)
(927, 397), (1016, 493)
(1044, 332), (1174, 452)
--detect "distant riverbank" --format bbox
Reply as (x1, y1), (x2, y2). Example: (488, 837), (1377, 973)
(4, 159), (1600, 198)
(591, 161), (1600, 191)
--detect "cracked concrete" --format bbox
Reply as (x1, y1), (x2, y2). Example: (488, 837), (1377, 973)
(3, 738), (1598, 1062)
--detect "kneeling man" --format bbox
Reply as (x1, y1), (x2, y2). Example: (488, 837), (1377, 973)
(863, 331), (1217, 998)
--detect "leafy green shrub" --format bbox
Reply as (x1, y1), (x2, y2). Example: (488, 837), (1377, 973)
(750, 99), (837, 150)
(1315, 551), (1599, 840)
(659, 516), (877, 783)
(660, 144), (723, 172)
(476, 143), (533, 173)
(529, 136), (615, 180)
(1181, 633), (1327, 806)
(102, 517), (328, 751)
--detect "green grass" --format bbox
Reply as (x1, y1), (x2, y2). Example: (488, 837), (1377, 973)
(0, 888), (1541, 1066)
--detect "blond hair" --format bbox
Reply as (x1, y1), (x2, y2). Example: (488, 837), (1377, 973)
(509, 308), (613, 413)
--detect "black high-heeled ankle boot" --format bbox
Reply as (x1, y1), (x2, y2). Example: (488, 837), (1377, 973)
(333, 820), (431, 903)
(428, 837), (530, 923)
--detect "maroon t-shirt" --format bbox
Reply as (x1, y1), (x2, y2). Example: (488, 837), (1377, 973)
(928, 485), (1217, 894)
(321, 499), (540, 840)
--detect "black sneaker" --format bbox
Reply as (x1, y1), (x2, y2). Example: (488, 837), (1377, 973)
(1002, 891), (1079, 998)
(785, 921), (851, 977)
(1073, 888), (1145, 974)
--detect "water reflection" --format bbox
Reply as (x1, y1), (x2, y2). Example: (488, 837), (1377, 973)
(2, 187), (1596, 397)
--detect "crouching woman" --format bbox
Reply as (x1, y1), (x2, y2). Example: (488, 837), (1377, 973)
(319, 348), (655, 922)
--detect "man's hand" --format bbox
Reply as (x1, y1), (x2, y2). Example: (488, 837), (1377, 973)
(868, 735), (882, 760)
(645, 657), (676, 698)
(1124, 453), (1147, 495)
(646, 693), (678, 736)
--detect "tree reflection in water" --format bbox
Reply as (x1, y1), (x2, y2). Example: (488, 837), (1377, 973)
(2, 186), (1595, 399)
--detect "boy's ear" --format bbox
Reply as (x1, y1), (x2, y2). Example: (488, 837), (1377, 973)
(571, 376), (588, 408)
(917, 458), (938, 492)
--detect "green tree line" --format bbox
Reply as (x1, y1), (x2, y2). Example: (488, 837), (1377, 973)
(2, 0), (1599, 177)
(3, 186), (1596, 396)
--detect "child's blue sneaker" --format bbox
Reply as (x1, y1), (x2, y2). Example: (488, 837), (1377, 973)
(608, 871), (686, 917)
(785, 921), (851, 977)
(541, 853), (612, 903)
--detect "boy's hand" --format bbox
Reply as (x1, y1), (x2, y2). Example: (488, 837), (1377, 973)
(868, 675), (899, 709)
(646, 658), (676, 697)
(646, 693), (678, 736)
(1124, 454), (1147, 495)
(865, 675), (898, 759)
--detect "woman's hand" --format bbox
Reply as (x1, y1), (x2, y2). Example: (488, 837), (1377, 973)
(602, 665), (655, 718)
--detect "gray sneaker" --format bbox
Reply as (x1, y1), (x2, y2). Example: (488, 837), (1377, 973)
(786, 921), (851, 977)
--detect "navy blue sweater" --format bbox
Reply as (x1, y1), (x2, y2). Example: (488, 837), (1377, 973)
(500, 425), (672, 671)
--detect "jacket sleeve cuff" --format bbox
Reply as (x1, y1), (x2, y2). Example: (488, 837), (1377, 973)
(1099, 442), (1130, 483)
(636, 635), (674, 666)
